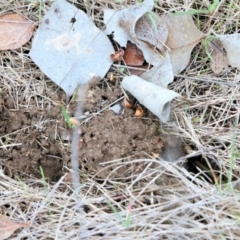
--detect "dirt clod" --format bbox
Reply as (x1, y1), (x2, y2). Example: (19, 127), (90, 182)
(79, 79), (161, 179)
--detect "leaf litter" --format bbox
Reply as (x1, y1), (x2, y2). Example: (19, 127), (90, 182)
(1, 0), (238, 239)
(135, 13), (168, 52)
(1, 0), (240, 182)
(30, 0), (113, 98)
(104, 0), (163, 66)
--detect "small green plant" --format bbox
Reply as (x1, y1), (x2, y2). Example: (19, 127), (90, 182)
(16, 177), (27, 192)
(119, 67), (125, 73)
(105, 198), (131, 228)
(125, 204), (132, 228)
(155, 124), (166, 134)
(40, 166), (47, 189)
(202, 36), (217, 61)
(28, 0), (44, 20)
(172, 0), (219, 16)
(61, 106), (73, 128)
(40, 166), (53, 218)
(146, 12), (157, 31)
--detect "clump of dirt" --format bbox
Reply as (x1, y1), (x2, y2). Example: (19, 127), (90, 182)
(0, 75), (162, 181)
(78, 78), (162, 179)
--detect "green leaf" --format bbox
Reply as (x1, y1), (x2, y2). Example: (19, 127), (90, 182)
(61, 106), (73, 128)
(209, 0), (219, 12)
(172, 0), (219, 16)
(146, 12), (157, 32)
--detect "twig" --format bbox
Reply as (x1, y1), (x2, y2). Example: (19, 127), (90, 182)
(80, 96), (124, 124)
(175, 74), (240, 87)
(113, 64), (148, 71)
(71, 84), (87, 190)
(0, 143), (22, 149)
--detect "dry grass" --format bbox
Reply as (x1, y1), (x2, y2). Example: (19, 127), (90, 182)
(1, 0), (240, 239)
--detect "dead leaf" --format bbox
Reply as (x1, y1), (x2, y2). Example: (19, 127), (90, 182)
(217, 33), (240, 70)
(0, 13), (35, 50)
(140, 53), (174, 88)
(121, 75), (179, 122)
(110, 49), (125, 61)
(208, 38), (228, 74)
(123, 42), (144, 66)
(0, 215), (30, 240)
(164, 14), (203, 74)
(104, 0), (154, 46)
(136, 39), (163, 66)
(104, 0), (163, 66)
(135, 13), (168, 52)
(30, 0), (113, 97)
(119, 0), (154, 42)
(104, 9), (131, 47)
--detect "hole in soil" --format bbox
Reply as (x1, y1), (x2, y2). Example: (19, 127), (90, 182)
(101, 96), (108, 101)
(186, 155), (228, 184)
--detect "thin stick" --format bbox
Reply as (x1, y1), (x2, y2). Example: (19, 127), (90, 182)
(81, 96), (124, 124)
(175, 74), (239, 87)
(0, 143), (22, 149)
(113, 64), (148, 71)
(71, 85), (87, 195)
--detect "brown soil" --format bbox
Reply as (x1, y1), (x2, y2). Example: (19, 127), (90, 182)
(0, 75), (163, 182)
(0, 85), (67, 181)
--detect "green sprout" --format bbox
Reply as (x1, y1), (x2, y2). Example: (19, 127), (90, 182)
(105, 198), (132, 228)
(202, 35), (217, 61)
(61, 106), (73, 128)
(28, 0), (44, 20)
(172, 0), (219, 16)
